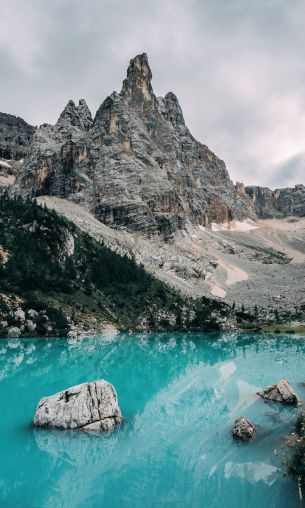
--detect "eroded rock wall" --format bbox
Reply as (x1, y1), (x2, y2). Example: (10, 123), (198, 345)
(246, 185), (305, 218)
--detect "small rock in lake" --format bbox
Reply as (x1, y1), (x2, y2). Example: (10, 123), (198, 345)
(257, 379), (300, 405)
(232, 416), (255, 441)
(33, 379), (122, 431)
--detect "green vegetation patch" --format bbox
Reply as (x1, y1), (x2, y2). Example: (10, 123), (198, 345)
(0, 194), (233, 334)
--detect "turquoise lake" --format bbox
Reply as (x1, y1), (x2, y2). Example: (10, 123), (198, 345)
(0, 332), (304, 508)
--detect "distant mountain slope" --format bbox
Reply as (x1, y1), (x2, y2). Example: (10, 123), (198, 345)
(246, 184), (305, 218)
(0, 194), (236, 337)
(36, 195), (305, 333)
(0, 112), (35, 160)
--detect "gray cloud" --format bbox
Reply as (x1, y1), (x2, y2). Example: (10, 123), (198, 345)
(270, 152), (305, 188)
(1, 0), (305, 187)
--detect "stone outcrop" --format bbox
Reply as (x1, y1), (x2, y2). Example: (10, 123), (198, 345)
(232, 417), (255, 441)
(33, 380), (122, 431)
(246, 185), (305, 218)
(11, 53), (254, 238)
(0, 301), (66, 339)
(6, 326), (21, 338)
(0, 112), (35, 160)
(257, 379), (300, 405)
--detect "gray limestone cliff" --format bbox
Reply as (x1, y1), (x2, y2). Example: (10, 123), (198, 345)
(246, 185), (305, 218)
(10, 53), (253, 237)
(0, 112), (35, 160)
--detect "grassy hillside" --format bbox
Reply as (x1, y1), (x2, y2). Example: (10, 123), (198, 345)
(0, 194), (235, 337)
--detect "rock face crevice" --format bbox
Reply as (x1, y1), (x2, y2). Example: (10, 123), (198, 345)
(9, 53), (253, 237)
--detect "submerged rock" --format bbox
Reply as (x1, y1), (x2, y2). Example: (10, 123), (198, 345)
(33, 380), (122, 431)
(232, 417), (255, 441)
(257, 379), (300, 405)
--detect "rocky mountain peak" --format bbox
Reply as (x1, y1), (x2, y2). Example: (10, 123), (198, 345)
(159, 92), (186, 129)
(120, 53), (157, 111)
(8, 53), (256, 236)
(77, 99), (93, 130)
(56, 99), (92, 131)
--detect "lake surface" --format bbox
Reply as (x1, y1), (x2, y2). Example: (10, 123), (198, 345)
(0, 332), (304, 508)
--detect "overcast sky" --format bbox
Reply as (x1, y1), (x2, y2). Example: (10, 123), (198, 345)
(1, 0), (305, 188)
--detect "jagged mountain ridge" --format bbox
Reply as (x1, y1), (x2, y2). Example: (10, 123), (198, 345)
(10, 53), (253, 237)
(1, 53), (304, 234)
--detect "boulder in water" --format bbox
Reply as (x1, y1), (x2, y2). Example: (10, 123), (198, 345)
(257, 379), (300, 405)
(33, 379), (122, 431)
(232, 417), (255, 441)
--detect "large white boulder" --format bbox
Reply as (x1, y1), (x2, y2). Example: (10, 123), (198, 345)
(33, 380), (122, 431)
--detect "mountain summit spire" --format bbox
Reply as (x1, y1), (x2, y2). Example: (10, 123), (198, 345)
(120, 53), (157, 110)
